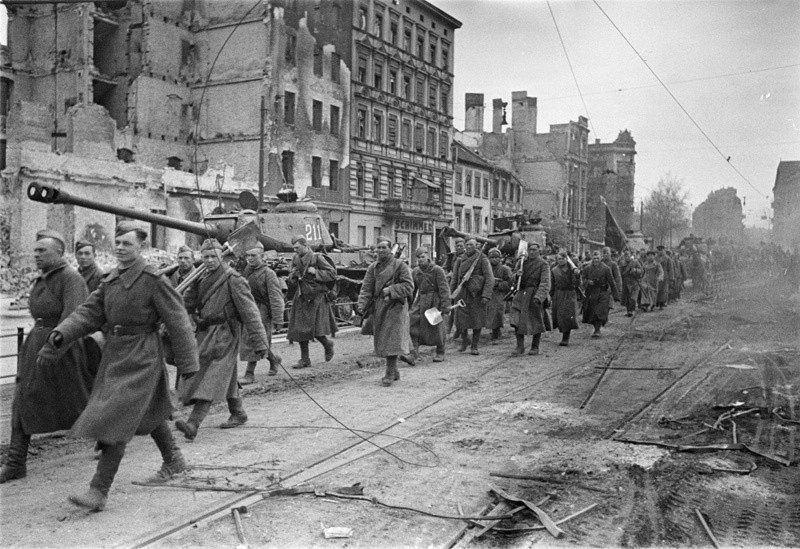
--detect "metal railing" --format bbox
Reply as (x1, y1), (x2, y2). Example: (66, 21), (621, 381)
(0, 328), (25, 380)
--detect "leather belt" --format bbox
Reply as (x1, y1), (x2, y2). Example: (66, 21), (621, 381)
(110, 324), (158, 336)
(34, 318), (59, 328)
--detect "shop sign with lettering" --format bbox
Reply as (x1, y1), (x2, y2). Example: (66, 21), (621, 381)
(394, 219), (432, 233)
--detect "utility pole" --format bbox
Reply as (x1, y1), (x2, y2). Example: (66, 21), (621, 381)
(257, 95), (266, 210)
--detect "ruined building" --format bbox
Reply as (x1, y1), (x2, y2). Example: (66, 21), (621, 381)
(3, 0), (459, 259)
(586, 130), (637, 243)
(462, 90), (589, 251)
(692, 187), (745, 244)
(772, 160), (800, 251)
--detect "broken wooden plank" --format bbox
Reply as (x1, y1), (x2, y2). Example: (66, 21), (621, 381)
(489, 472), (610, 494)
(442, 502), (493, 549)
(489, 485), (564, 538)
(491, 503), (599, 533)
(473, 502), (526, 539)
(695, 509), (721, 548)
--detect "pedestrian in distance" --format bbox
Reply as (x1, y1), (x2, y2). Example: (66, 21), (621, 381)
(581, 250), (619, 337)
(286, 235), (337, 369)
(357, 238), (414, 386)
(1, 230), (95, 485)
(550, 250), (581, 346)
(402, 246), (451, 365)
(75, 239), (105, 294)
(510, 242), (551, 355)
(177, 239), (270, 440)
(450, 238), (494, 355)
(618, 249), (644, 317)
(487, 247), (512, 344)
(239, 241), (285, 384)
(36, 221), (199, 511)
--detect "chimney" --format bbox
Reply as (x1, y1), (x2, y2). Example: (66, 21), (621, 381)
(511, 91), (537, 133)
(492, 98), (505, 134)
(464, 93), (484, 132)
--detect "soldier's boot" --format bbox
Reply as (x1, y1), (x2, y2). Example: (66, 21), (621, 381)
(69, 442), (126, 512)
(511, 335), (526, 356)
(591, 322), (602, 338)
(470, 329), (482, 355)
(490, 327), (501, 345)
(0, 428), (30, 484)
(317, 336), (335, 362)
(294, 342), (311, 369)
(146, 421), (187, 484)
(382, 356), (400, 387)
(458, 332), (469, 353)
(220, 398), (248, 429)
(433, 345), (445, 363)
(267, 351), (282, 376)
(529, 333), (542, 355)
(175, 400), (211, 441)
(560, 330), (571, 347)
(400, 340), (418, 366)
(240, 362), (257, 385)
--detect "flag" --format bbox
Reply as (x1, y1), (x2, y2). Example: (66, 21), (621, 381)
(601, 196), (628, 252)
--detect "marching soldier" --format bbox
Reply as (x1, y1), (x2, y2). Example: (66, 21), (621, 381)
(550, 250), (581, 346)
(446, 237), (466, 340)
(75, 240), (105, 293)
(618, 248), (644, 317)
(169, 245), (197, 288)
(239, 242), (285, 384)
(581, 250), (619, 337)
(402, 246), (451, 364)
(357, 238), (414, 386)
(36, 222), (199, 511)
(487, 248), (512, 344)
(1, 230), (94, 484)
(286, 236), (337, 368)
(450, 238), (494, 355)
(177, 239), (269, 440)
(510, 242), (550, 355)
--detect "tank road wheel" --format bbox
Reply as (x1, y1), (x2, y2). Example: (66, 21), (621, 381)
(334, 297), (354, 324)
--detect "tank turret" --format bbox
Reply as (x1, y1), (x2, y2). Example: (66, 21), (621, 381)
(26, 182), (334, 252)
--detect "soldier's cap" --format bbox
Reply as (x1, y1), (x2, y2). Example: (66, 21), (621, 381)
(647, 250), (657, 255)
(656, 245), (665, 250)
(453, 237), (465, 244)
(115, 220), (148, 238)
(200, 238), (223, 252)
(246, 241), (265, 254)
(177, 245), (194, 255)
(36, 229), (66, 249)
(74, 239), (95, 253)
(488, 248), (502, 258)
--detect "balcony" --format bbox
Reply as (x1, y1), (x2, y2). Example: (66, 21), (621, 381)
(383, 197), (443, 218)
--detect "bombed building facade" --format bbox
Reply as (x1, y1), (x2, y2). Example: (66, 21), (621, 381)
(772, 160), (800, 251)
(692, 187), (745, 244)
(586, 130), (637, 244)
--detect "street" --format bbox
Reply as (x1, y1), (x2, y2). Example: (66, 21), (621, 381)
(0, 276), (798, 548)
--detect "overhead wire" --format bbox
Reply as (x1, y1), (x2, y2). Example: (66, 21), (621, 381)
(546, 0), (597, 136)
(591, 0), (769, 199)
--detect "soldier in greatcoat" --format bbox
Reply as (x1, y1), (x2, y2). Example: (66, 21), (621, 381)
(640, 251), (663, 311)
(36, 222), (199, 511)
(75, 239), (105, 293)
(1, 230), (94, 484)
(286, 235), (337, 368)
(656, 246), (673, 308)
(487, 248), (512, 344)
(618, 249), (644, 317)
(550, 250), (581, 346)
(450, 238), (494, 355)
(239, 242), (285, 384)
(446, 237), (466, 340)
(402, 246), (451, 365)
(510, 242), (551, 355)
(581, 250), (620, 337)
(177, 239), (269, 440)
(357, 238), (414, 386)
(601, 246), (623, 308)
(169, 245), (197, 288)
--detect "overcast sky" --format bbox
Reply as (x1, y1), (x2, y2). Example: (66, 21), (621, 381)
(2, 1), (798, 228)
(440, 0), (800, 228)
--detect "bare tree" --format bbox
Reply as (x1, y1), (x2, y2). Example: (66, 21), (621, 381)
(642, 173), (690, 247)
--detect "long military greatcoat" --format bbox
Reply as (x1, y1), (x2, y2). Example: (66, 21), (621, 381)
(550, 265), (580, 333)
(408, 263), (451, 347)
(287, 251), (338, 342)
(183, 265), (269, 403)
(487, 261), (512, 330)
(450, 251), (494, 330)
(15, 258), (93, 435)
(358, 257), (414, 357)
(169, 265), (196, 289)
(45, 256), (199, 443)
(640, 259), (663, 307)
(510, 256), (551, 336)
(79, 262), (105, 294)
(602, 258), (623, 308)
(657, 254), (673, 305)
(581, 261), (619, 325)
(239, 263), (285, 361)
(618, 257), (644, 309)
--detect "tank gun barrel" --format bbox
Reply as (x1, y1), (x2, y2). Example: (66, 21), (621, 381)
(27, 182), (226, 241)
(440, 226), (498, 247)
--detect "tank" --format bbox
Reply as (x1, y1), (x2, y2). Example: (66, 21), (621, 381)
(439, 222), (547, 256)
(26, 182), (336, 253)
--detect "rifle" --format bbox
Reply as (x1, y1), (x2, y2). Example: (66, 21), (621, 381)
(450, 247), (485, 301)
(504, 240), (529, 302)
(565, 255), (586, 301)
